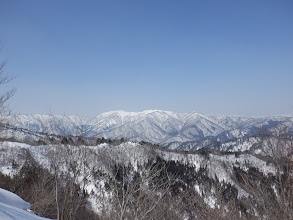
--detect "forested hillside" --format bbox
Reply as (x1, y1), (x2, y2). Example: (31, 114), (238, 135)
(0, 132), (292, 219)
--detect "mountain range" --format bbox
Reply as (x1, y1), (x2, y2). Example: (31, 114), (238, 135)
(5, 110), (293, 150)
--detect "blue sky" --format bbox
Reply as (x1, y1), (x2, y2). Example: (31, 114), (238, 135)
(0, 0), (292, 117)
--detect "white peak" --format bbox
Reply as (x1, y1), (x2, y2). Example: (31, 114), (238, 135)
(99, 110), (175, 118)
(99, 110), (135, 118)
(141, 110), (176, 115)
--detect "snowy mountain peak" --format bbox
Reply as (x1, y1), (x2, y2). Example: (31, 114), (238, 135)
(6, 110), (293, 150)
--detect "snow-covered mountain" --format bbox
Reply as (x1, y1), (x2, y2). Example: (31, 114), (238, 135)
(7, 114), (87, 136)
(0, 141), (280, 218)
(6, 110), (293, 148)
(1, 140), (291, 219)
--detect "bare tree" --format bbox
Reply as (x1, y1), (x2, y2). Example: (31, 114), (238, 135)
(229, 127), (293, 219)
(97, 156), (187, 220)
(0, 46), (15, 128)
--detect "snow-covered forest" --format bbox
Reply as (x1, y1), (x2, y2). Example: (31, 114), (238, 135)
(0, 131), (293, 219)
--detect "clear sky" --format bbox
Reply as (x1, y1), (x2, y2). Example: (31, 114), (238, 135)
(0, 0), (292, 117)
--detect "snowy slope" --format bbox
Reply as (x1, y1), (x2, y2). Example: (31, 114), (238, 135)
(0, 141), (277, 207)
(0, 136), (290, 219)
(7, 114), (87, 136)
(0, 188), (50, 220)
(5, 110), (293, 148)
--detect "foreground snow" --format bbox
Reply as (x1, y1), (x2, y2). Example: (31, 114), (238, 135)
(0, 188), (51, 220)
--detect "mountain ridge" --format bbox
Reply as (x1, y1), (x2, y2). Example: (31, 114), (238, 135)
(5, 110), (293, 150)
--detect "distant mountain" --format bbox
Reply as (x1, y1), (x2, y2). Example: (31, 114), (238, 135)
(6, 110), (293, 150)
